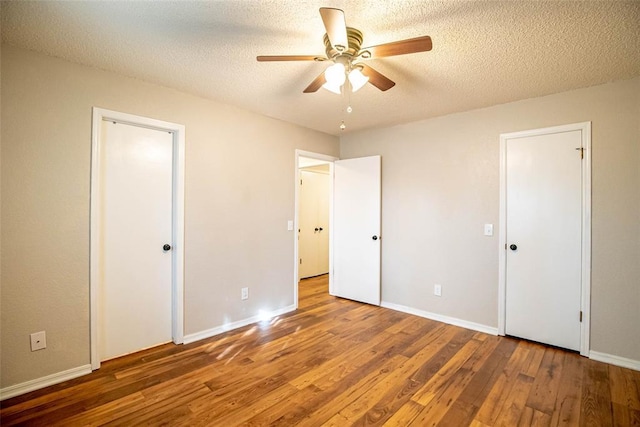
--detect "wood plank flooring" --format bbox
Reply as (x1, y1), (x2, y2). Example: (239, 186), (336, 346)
(2, 274), (639, 426)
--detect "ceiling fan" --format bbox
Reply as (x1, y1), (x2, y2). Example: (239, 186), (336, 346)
(257, 7), (432, 94)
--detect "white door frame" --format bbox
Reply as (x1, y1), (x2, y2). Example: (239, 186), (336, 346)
(90, 107), (185, 369)
(498, 121), (591, 356)
(294, 150), (338, 307)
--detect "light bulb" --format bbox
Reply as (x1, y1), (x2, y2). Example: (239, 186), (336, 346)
(348, 68), (369, 92)
(347, 106), (353, 113)
(340, 121), (346, 131)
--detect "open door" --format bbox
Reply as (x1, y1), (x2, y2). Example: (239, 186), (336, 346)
(332, 155), (381, 305)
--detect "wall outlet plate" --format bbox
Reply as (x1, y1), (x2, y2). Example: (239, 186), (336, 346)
(30, 331), (47, 351)
(241, 287), (249, 300)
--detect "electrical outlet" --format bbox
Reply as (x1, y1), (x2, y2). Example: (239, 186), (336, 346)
(241, 287), (249, 300)
(30, 331), (47, 351)
(484, 224), (493, 236)
(434, 284), (442, 297)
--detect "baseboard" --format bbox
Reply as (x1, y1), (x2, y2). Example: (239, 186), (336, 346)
(380, 301), (498, 336)
(589, 350), (640, 371)
(183, 304), (297, 345)
(0, 364), (92, 401)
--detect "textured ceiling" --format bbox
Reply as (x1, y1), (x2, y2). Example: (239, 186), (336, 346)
(2, 1), (639, 135)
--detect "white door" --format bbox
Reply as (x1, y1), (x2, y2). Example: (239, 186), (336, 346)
(299, 170), (318, 278)
(505, 129), (583, 351)
(298, 170), (330, 279)
(98, 120), (173, 361)
(333, 156), (381, 305)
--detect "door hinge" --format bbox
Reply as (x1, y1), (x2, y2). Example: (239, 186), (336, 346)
(579, 311), (583, 322)
(505, 243), (507, 250)
(299, 258), (302, 264)
(300, 179), (303, 185)
(575, 147), (584, 159)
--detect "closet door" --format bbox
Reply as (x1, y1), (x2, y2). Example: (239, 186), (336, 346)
(298, 170), (330, 278)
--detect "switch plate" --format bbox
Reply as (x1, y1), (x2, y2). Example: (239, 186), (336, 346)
(241, 287), (249, 300)
(484, 224), (493, 236)
(30, 331), (46, 351)
(434, 284), (442, 297)
(287, 220), (293, 231)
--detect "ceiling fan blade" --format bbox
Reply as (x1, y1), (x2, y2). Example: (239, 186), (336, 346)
(362, 35), (432, 58)
(360, 64), (395, 91)
(303, 71), (327, 93)
(257, 55), (321, 62)
(319, 8), (348, 51)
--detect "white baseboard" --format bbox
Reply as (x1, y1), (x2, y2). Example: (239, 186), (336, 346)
(381, 301), (498, 336)
(589, 350), (640, 371)
(0, 364), (92, 401)
(183, 304), (297, 344)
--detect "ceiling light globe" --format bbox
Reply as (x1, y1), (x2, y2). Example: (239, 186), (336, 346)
(322, 63), (346, 94)
(325, 63), (346, 86)
(348, 68), (369, 92)
(322, 81), (342, 94)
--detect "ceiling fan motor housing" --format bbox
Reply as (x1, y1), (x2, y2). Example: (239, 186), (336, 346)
(324, 27), (364, 59)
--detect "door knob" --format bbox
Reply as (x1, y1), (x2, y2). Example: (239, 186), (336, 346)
(163, 244), (172, 251)
(372, 235), (378, 241)
(509, 244), (517, 251)
(319, 227), (323, 231)
(314, 228), (319, 232)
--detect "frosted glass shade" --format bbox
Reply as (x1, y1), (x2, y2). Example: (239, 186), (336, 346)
(322, 63), (346, 94)
(348, 68), (369, 92)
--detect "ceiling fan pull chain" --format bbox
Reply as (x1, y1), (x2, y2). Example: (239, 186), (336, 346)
(340, 85), (350, 131)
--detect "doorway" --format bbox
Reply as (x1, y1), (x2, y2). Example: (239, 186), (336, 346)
(90, 108), (185, 369)
(295, 151), (336, 306)
(498, 122), (591, 355)
(294, 151), (383, 308)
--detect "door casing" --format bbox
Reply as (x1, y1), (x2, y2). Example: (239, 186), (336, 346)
(90, 108), (185, 369)
(498, 121), (591, 356)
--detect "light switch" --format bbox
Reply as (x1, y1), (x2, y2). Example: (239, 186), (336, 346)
(434, 284), (442, 297)
(287, 220), (293, 231)
(484, 224), (493, 236)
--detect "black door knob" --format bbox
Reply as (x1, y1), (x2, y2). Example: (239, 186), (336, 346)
(314, 228), (319, 232)
(319, 227), (323, 231)
(372, 235), (378, 241)
(509, 244), (517, 251)
(163, 244), (172, 251)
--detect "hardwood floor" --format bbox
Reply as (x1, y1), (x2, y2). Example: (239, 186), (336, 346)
(2, 274), (639, 426)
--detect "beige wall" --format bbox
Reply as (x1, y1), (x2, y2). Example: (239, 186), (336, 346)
(0, 45), (339, 388)
(341, 77), (640, 362)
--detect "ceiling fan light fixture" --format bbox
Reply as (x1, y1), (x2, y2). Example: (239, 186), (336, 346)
(322, 62), (346, 94)
(348, 68), (369, 92)
(322, 81), (342, 94)
(324, 62), (346, 85)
